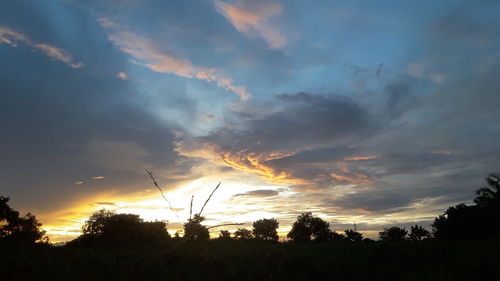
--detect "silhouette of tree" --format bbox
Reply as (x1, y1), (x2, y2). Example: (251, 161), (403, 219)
(474, 174), (500, 207)
(287, 212), (334, 242)
(344, 229), (363, 242)
(72, 209), (169, 245)
(183, 214), (209, 241)
(432, 174), (500, 239)
(234, 228), (253, 240)
(432, 203), (499, 239)
(379, 226), (407, 241)
(82, 209), (115, 235)
(409, 225), (430, 241)
(0, 196), (47, 245)
(253, 218), (279, 241)
(218, 230), (232, 240)
(331, 231), (347, 241)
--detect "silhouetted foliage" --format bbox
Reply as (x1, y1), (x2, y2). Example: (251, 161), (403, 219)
(253, 218), (279, 241)
(331, 231), (347, 241)
(409, 225), (430, 241)
(474, 174), (500, 207)
(287, 212), (334, 242)
(432, 203), (499, 239)
(233, 228), (253, 240)
(183, 214), (209, 241)
(218, 230), (232, 240)
(432, 174), (500, 239)
(379, 226), (407, 241)
(70, 209), (169, 246)
(345, 229), (363, 242)
(0, 196), (46, 245)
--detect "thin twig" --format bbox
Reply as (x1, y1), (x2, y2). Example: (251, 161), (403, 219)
(198, 181), (221, 216)
(189, 195), (194, 220)
(145, 169), (178, 218)
(207, 223), (244, 230)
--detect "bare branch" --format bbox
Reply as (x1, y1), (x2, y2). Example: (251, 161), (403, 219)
(145, 169), (178, 218)
(198, 181), (221, 216)
(189, 195), (194, 220)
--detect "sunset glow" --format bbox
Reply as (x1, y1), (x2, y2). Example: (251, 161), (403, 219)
(1, 0), (500, 243)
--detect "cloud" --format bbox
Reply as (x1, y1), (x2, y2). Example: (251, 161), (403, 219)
(234, 189), (279, 197)
(85, 140), (151, 173)
(344, 155), (379, 161)
(214, 0), (287, 49)
(176, 92), (376, 187)
(405, 62), (445, 84)
(116, 72), (128, 80)
(0, 26), (84, 68)
(93, 201), (116, 206)
(98, 18), (250, 100)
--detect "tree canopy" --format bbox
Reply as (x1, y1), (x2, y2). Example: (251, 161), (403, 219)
(379, 226), (408, 241)
(183, 214), (209, 241)
(0, 196), (47, 245)
(253, 218), (279, 241)
(234, 228), (253, 240)
(70, 209), (169, 246)
(287, 212), (333, 242)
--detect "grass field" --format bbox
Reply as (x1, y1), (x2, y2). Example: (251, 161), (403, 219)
(2, 239), (500, 281)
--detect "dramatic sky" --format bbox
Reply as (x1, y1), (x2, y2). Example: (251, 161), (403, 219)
(1, 0), (500, 241)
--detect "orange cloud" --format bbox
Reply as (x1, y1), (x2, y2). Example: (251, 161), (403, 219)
(330, 162), (371, 184)
(0, 26), (84, 68)
(214, 0), (287, 49)
(344, 155), (379, 161)
(98, 18), (250, 100)
(175, 141), (304, 184)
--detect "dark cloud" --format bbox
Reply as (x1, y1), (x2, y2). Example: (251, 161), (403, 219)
(0, 1), (198, 213)
(233, 189), (279, 198)
(177, 92), (378, 186)
(92, 202), (116, 206)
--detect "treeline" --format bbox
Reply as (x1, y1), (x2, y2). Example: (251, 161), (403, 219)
(1, 173), (499, 247)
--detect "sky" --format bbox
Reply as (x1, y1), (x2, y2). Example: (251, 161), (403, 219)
(1, 0), (500, 242)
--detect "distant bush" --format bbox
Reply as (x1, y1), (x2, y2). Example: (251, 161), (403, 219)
(379, 227), (408, 241)
(345, 229), (363, 242)
(233, 228), (253, 240)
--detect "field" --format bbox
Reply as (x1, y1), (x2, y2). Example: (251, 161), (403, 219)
(2, 240), (500, 281)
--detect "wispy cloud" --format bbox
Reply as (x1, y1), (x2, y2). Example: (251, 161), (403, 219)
(98, 18), (250, 100)
(405, 62), (445, 84)
(0, 26), (84, 68)
(214, 0), (287, 49)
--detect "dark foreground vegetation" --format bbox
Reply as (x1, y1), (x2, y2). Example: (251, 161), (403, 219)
(2, 239), (500, 281)
(1, 173), (500, 281)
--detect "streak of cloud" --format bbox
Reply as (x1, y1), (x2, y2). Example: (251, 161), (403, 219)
(0, 26), (84, 68)
(98, 18), (250, 100)
(214, 0), (287, 49)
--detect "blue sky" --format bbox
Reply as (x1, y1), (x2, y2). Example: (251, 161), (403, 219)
(1, 0), (500, 241)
